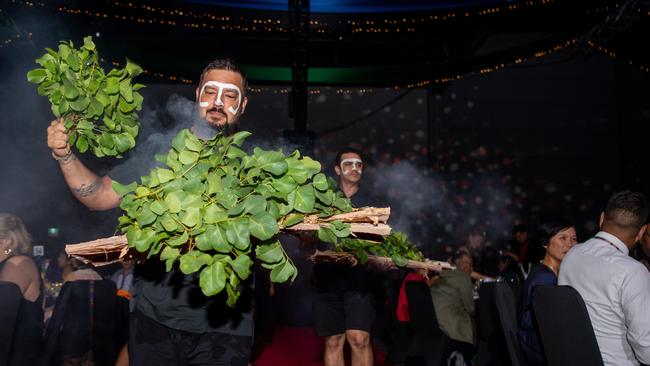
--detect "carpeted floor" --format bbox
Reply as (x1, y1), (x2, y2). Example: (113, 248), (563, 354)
(253, 327), (390, 366)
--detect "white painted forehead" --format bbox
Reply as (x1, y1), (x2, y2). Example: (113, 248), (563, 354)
(201, 80), (241, 93)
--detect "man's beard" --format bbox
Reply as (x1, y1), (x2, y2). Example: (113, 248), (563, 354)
(194, 107), (240, 139)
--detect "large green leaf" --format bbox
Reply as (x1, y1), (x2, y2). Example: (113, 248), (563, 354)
(257, 149), (288, 176)
(225, 218), (251, 251)
(179, 151), (199, 165)
(180, 207), (201, 227)
(312, 173), (328, 191)
(286, 158), (309, 184)
(255, 240), (284, 264)
(112, 181), (137, 196)
(230, 254), (253, 280)
(27, 68), (47, 83)
(248, 212), (279, 240)
(288, 185), (315, 213)
(195, 224), (231, 253)
(270, 260), (297, 283)
(204, 203), (228, 224)
(242, 194), (266, 215)
(271, 175), (297, 194)
(199, 261), (227, 296)
(317, 226), (338, 244)
(160, 246), (180, 271)
(179, 250), (213, 274)
(164, 191), (183, 213)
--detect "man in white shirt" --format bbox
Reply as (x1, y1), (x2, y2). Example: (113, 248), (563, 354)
(559, 190), (650, 366)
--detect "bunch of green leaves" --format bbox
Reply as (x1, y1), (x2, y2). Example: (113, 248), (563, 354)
(320, 225), (424, 267)
(113, 129), (352, 306)
(27, 36), (143, 158)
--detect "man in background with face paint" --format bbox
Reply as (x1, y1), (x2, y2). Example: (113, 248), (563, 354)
(46, 59), (253, 366)
(312, 147), (377, 366)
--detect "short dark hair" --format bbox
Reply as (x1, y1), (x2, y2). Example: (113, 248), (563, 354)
(452, 251), (472, 266)
(199, 58), (248, 96)
(603, 190), (648, 232)
(334, 147), (364, 166)
(513, 224), (527, 234)
(468, 225), (485, 238)
(535, 217), (574, 248)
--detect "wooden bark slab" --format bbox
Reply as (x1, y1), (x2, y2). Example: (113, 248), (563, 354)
(303, 207), (390, 225)
(308, 250), (454, 272)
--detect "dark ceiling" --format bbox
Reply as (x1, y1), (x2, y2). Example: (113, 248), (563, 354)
(4, 0), (648, 86)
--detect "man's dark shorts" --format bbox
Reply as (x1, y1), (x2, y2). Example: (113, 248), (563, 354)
(129, 310), (251, 366)
(313, 290), (376, 337)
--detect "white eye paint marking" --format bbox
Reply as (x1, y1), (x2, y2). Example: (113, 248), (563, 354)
(198, 81), (242, 115)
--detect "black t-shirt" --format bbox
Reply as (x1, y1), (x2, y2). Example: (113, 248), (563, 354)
(312, 187), (381, 293)
(134, 259), (254, 336)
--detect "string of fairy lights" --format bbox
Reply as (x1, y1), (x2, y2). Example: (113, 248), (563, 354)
(587, 41), (650, 73)
(7, 0), (621, 35)
(0, 31), (32, 48)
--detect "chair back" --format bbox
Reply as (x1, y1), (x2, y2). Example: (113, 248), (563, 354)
(405, 281), (447, 366)
(40, 279), (128, 366)
(532, 285), (604, 366)
(493, 282), (526, 366)
(475, 281), (510, 366)
(0, 282), (23, 366)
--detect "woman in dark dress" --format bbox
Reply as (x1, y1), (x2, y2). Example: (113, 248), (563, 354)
(518, 218), (577, 366)
(0, 213), (44, 366)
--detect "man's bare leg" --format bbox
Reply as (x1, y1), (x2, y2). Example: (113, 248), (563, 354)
(346, 329), (373, 366)
(324, 333), (346, 366)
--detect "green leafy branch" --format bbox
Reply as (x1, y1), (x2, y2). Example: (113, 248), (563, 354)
(27, 36), (143, 158)
(113, 129), (353, 306)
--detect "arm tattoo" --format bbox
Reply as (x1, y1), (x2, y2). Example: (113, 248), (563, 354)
(73, 177), (102, 198)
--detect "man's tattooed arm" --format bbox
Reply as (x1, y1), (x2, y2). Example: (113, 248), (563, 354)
(73, 177), (103, 198)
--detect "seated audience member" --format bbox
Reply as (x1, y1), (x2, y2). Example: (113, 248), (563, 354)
(430, 252), (476, 365)
(111, 256), (135, 300)
(559, 190), (650, 366)
(496, 255), (523, 285)
(630, 222), (650, 272)
(456, 226), (493, 281)
(57, 250), (74, 281)
(518, 217), (577, 366)
(64, 257), (102, 282)
(0, 213), (44, 366)
(396, 268), (436, 322)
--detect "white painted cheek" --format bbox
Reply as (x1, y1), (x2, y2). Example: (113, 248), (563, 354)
(199, 101), (209, 107)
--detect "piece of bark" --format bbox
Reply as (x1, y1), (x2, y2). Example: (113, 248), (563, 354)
(308, 250), (454, 272)
(286, 222), (391, 236)
(303, 207), (390, 225)
(65, 235), (129, 266)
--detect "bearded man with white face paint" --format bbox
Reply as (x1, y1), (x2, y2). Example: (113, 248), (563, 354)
(312, 147), (378, 366)
(46, 59), (253, 366)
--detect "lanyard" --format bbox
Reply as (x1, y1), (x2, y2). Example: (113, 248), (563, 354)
(594, 235), (623, 253)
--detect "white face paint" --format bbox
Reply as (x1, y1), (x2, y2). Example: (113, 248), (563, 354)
(340, 158), (363, 175)
(198, 81), (242, 115)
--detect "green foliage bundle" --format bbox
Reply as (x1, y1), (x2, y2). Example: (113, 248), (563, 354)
(113, 129), (353, 306)
(27, 36), (143, 158)
(320, 227), (425, 267)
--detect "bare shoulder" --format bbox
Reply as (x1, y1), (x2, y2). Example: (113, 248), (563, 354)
(2, 255), (39, 275)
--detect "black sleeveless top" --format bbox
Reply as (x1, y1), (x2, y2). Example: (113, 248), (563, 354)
(0, 256), (44, 366)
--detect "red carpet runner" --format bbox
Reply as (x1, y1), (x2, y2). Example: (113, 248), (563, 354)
(253, 327), (389, 366)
